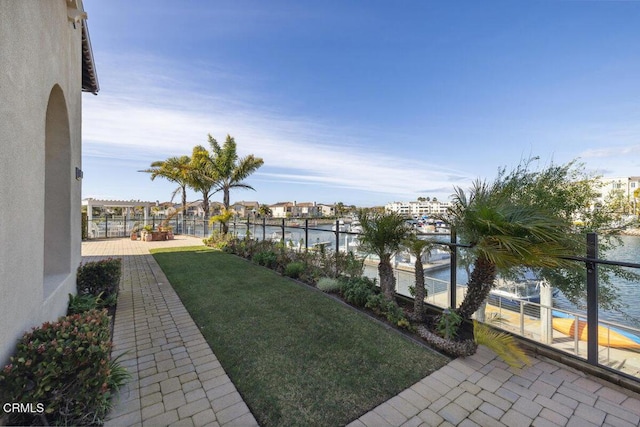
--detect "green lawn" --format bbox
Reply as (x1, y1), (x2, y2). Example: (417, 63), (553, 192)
(151, 247), (450, 427)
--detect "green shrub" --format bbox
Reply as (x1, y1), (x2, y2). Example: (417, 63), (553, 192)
(341, 276), (377, 307)
(0, 310), (128, 426)
(436, 309), (463, 340)
(253, 250), (278, 268)
(68, 292), (101, 315)
(365, 294), (408, 327)
(67, 292), (118, 315)
(284, 261), (305, 279)
(203, 231), (233, 250)
(77, 258), (122, 299)
(316, 277), (341, 293)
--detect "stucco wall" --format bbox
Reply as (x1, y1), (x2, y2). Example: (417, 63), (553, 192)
(0, 1), (84, 364)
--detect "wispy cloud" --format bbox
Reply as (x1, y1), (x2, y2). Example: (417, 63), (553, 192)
(581, 145), (640, 159)
(83, 54), (472, 203)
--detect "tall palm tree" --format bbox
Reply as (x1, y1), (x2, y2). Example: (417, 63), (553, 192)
(445, 179), (575, 320)
(357, 210), (410, 301)
(140, 155), (191, 215)
(188, 145), (217, 223)
(402, 234), (434, 321)
(207, 134), (264, 234)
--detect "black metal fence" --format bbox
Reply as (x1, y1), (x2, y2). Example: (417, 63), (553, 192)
(85, 215), (640, 382)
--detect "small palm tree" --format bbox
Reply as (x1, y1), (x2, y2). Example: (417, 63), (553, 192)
(258, 204), (272, 218)
(209, 208), (234, 233)
(445, 179), (575, 320)
(357, 210), (410, 301)
(402, 234), (434, 321)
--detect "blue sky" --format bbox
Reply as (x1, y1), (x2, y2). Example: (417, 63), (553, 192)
(81, 0), (640, 207)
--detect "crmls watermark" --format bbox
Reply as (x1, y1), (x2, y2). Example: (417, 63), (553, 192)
(2, 402), (45, 414)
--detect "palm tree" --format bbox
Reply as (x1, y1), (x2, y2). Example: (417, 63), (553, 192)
(444, 179), (575, 320)
(258, 204), (272, 218)
(140, 155), (191, 215)
(206, 134), (264, 234)
(402, 234), (434, 321)
(188, 145), (217, 224)
(357, 210), (411, 301)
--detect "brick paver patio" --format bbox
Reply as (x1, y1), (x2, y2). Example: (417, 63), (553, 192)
(83, 236), (257, 427)
(84, 237), (640, 427)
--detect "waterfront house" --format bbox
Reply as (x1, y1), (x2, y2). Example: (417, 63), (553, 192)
(318, 203), (336, 217)
(0, 1), (98, 363)
(270, 201), (324, 218)
(270, 202), (294, 218)
(231, 201), (260, 217)
(295, 202), (322, 218)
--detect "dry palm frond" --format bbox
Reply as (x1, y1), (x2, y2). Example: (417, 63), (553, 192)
(473, 320), (530, 368)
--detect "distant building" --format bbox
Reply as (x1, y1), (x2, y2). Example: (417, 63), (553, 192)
(269, 201), (324, 218)
(294, 202), (322, 218)
(318, 204), (335, 217)
(231, 201), (260, 217)
(595, 176), (640, 214)
(385, 200), (451, 217)
(270, 202), (293, 218)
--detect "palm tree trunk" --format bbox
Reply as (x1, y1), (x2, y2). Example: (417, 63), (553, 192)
(414, 260), (425, 321)
(181, 184), (187, 234)
(378, 257), (396, 301)
(456, 256), (496, 320)
(222, 188), (230, 235)
(202, 192), (210, 235)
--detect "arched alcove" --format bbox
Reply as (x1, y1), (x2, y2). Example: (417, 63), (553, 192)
(43, 84), (71, 297)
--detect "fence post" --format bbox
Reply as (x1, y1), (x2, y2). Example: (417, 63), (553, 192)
(262, 217), (266, 241)
(586, 232), (599, 365)
(305, 219), (309, 251)
(281, 218), (285, 243)
(335, 220), (340, 255)
(105, 215), (108, 239)
(449, 228), (457, 309)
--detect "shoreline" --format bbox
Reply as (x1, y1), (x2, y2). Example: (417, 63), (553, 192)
(620, 228), (640, 236)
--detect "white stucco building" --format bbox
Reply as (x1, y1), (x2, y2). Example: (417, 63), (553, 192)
(0, 1), (98, 364)
(385, 200), (451, 217)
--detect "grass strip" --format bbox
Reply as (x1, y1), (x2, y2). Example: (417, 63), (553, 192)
(151, 247), (450, 426)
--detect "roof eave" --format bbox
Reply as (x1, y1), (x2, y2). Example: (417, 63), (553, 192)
(81, 18), (99, 95)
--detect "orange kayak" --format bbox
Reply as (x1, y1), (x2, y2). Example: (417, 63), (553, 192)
(552, 318), (640, 350)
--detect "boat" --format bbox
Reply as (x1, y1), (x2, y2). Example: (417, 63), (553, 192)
(348, 220), (363, 234)
(488, 275), (559, 308)
(268, 231), (294, 241)
(551, 311), (640, 350)
(332, 220), (348, 232)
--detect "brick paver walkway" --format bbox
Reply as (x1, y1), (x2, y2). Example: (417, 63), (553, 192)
(84, 237), (640, 427)
(83, 237), (257, 427)
(348, 346), (640, 427)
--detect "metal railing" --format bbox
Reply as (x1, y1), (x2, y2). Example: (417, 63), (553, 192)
(86, 215), (640, 381)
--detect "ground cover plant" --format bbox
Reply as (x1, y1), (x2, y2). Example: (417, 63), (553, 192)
(151, 246), (449, 427)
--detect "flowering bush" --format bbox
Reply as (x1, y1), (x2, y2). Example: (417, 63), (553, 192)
(0, 310), (127, 426)
(76, 258), (122, 299)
